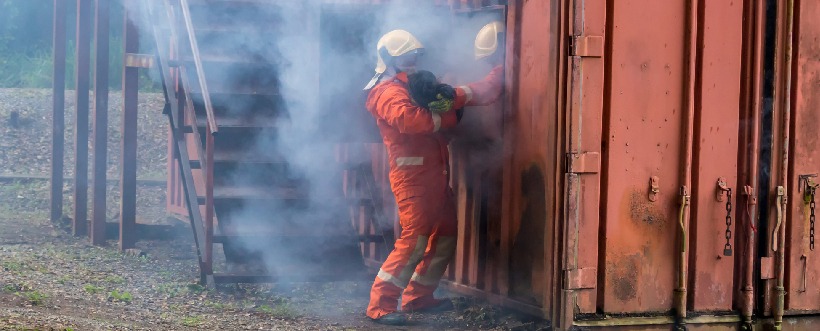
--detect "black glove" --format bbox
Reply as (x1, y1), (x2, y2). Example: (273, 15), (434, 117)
(408, 70), (458, 112)
(436, 84), (456, 100)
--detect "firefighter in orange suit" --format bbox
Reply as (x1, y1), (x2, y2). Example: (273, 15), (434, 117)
(469, 20), (505, 105)
(363, 26), (505, 325)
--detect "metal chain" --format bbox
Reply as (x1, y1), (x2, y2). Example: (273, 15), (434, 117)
(724, 188), (733, 256)
(810, 186), (816, 251)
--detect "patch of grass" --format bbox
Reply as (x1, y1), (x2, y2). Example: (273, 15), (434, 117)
(181, 316), (204, 327)
(157, 283), (205, 298)
(186, 283), (205, 294)
(56, 275), (71, 285)
(257, 304), (274, 314)
(157, 283), (183, 298)
(3, 284), (19, 293)
(84, 284), (104, 295)
(109, 290), (132, 303)
(204, 301), (230, 310)
(2, 261), (24, 272)
(104, 275), (126, 284)
(258, 303), (299, 320)
(19, 290), (46, 305)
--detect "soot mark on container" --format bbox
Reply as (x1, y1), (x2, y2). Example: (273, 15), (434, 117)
(630, 190), (666, 227)
(609, 254), (640, 301)
(510, 164), (546, 305)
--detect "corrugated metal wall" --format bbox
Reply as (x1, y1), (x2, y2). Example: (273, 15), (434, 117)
(165, 0), (820, 329)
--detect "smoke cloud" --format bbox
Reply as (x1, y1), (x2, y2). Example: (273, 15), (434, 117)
(135, 0), (505, 281)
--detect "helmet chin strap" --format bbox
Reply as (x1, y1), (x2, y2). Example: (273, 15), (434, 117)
(363, 61), (417, 90)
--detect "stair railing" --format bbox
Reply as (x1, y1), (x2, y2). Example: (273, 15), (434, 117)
(177, 0), (217, 275)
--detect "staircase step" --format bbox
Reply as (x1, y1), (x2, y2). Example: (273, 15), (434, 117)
(195, 115), (278, 128)
(189, 150), (286, 169)
(182, 54), (272, 65)
(184, 61), (280, 96)
(197, 186), (305, 204)
(214, 233), (389, 244)
(187, 78), (280, 96)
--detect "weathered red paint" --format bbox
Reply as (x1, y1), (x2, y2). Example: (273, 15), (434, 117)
(734, 1), (764, 327)
(688, 0), (744, 312)
(149, 1), (820, 329)
(565, 0), (604, 322)
(785, 0), (820, 313)
(601, 0), (688, 314)
(496, 0), (562, 313)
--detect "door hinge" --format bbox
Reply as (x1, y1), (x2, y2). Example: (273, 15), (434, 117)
(569, 35), (604, 57)
(567, 152), (600, 174)
(565, 268), (597, 290)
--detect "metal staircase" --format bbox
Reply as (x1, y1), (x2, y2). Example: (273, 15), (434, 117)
(143, 0), (393, 286)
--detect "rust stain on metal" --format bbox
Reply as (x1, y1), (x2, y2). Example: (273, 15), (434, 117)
(510, 164), (547, 305)
(630, 190), (667, 227)
(608, 254), (640, 301)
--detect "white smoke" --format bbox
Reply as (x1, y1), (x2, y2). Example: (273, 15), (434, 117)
(132, 0), (505, 281)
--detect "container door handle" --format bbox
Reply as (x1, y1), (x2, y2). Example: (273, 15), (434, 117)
(772, 186), (786, 252)
(679, 186), (690, 253)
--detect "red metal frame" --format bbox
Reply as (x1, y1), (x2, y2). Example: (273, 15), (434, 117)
(735, 0), (765, 327)
(785, 0), (820, 314)
(91, 0), (110, 245)
(51, 0), (67, 224)
(73, 0), (93, 237)
(120, 0), (141, 250)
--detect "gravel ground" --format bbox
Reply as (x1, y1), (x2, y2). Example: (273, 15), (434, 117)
(0, 88), (549, 330)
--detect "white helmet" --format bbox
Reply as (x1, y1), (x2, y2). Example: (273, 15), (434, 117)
(364, 30), (424, 90)
(374, 29), (424, 74)
(475, 21), (505, 60)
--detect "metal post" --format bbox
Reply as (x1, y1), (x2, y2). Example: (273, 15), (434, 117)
(774, 1), (795, 329)
(51, 0), (67, 224)
(74, 0), (93, 236)
(120, 0), (140, 251)
(675, 0), (699, 328)
(740, 0), (765, 328)
(91, 0), (110, 245)
(205, 129), (215, 274)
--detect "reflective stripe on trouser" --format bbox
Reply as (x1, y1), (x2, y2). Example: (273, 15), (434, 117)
(366, 187), (457, 319)
(402, 235), (456, 311)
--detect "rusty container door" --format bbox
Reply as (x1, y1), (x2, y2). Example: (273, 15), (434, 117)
(598, 0), (746, 315)
(785, 0), (820, 314)
(497, 0), (564, 314)
(444, 5), (506, 300)
(687, 0), (744, 312)
(600, 0), (690, 313)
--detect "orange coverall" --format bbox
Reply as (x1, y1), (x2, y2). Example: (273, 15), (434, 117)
(365, 66), (504, 319)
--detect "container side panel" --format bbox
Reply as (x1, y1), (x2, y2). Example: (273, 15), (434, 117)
(503, 0), (560, 308)
(602, 0), (686, 313)
(689, 0), (744, 312)
(786, 0), (820, 312)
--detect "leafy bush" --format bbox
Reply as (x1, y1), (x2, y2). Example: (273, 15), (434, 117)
(0, 1), (160, 91)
